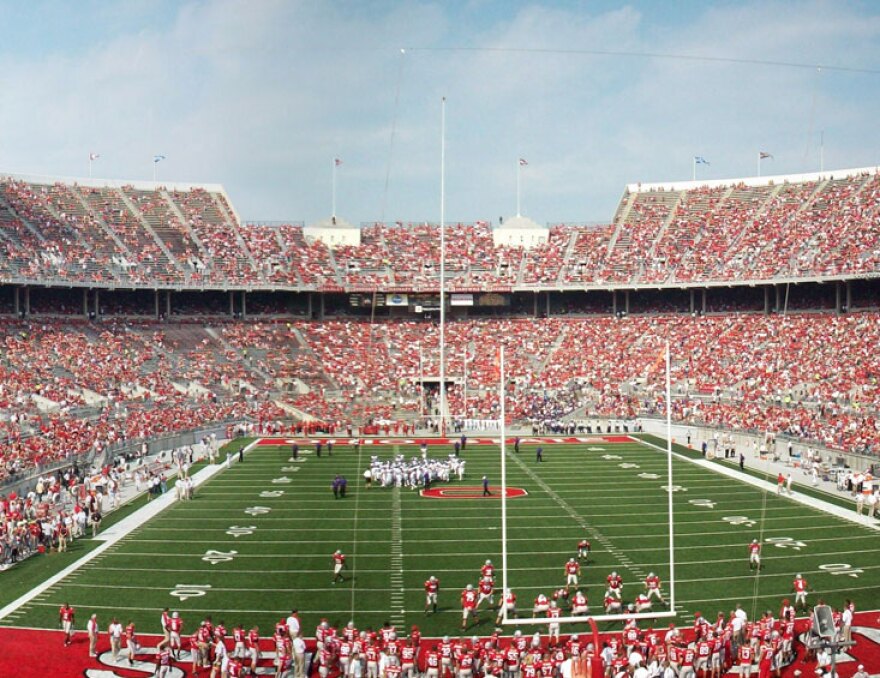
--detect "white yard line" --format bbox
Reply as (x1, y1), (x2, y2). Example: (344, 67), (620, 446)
(0, 442), (255, 622)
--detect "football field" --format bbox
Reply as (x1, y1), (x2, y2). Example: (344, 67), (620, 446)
(3, 436), (879, 638)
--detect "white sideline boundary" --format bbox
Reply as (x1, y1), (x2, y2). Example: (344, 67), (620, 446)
(0, 439), (257, 621)
(637, 438), (880, 532)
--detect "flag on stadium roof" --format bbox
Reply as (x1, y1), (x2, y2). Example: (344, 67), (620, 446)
(153, 155), (166, 163)
(335, 158), (343, 166)
(759, 151), (773, 159)
(88, 152), (100, 161)
(519, 158), (528, 166)
(694, 156), (710, 165)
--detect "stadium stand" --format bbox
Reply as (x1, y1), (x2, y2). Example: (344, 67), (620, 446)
(0, 167), (879, 483)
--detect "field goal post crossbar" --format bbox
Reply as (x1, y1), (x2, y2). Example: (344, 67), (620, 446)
(498, 341), (678, 627)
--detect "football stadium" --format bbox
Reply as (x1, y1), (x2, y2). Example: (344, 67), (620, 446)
(1, 2), (880, 677)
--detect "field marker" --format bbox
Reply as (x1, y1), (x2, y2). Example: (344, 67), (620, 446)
(260, 490), (285, 498)
(226, 525), (258, 537)
(202, 549), (238, 565)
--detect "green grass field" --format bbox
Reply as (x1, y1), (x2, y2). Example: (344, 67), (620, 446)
(3, 437), (879, 639)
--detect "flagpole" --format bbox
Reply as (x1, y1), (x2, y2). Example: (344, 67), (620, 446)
(500, 345), (509, 622)
(332, 159), (337, 218)
(757, 152), (761, 178)
(153, 160), (157, 183)
(692, 156), (696, 182)
(439, 96), (447, 436)
(516, 159), (521, 217)
(820, 130), (825, 172)
(89, 157), (93, 179)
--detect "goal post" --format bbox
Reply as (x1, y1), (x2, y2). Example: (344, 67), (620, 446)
(497, 341), (677, 628)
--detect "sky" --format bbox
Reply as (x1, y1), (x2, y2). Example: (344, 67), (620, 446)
(0, 0), (878, 225)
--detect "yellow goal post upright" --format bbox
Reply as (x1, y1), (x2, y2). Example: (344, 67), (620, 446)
(497, 342), (677, 627)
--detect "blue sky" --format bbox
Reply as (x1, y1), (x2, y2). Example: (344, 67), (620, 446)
(0, 0), (878, 224)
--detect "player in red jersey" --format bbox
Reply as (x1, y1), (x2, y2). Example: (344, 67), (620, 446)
(476, 576), (495, 610)
(680, 645), (696, 678)
(482, 559), (495, 580)
(424, 645), (441, 678)
(59, 603), (76, 646)
(365, 640), (380, 678)
(606, 571), (623, 599)
(496, 588), (517, 625)
(792, 574), (812, 610)
(401, 641), (416, 678)
(424, 575), (440, 614)
(227, 657), (244, 678)
(571, 590), (589, 615)
(458, 648), (475, 678)
(156, 645), (173, 678)
(533, 593), (550, 615)
(332, 549), (347, 584)
(125, 621), (139, 665)
(168, 611), (184, 660)
(565, 558), (581, 586)
(748, 539), (761, 570)
(738, 643), (754, 676)
(577, 538), (591, 561)
(635, 592), (652, 613)
(461, 584), (479, 629)
(695, 636), (712, 678)
(247, 626), (261, 673)
(644, 572), (666, 605)
(231, 623), (246, 659)
(157, 607), (171, 652)
(604, 590), (621, 614)
(547, 601), (562, 645)
(189, 631), (202, 674)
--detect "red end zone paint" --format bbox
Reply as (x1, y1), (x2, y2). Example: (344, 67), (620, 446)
(255, 436), (634, 446)
(5, 611), (880, 677)
(421, 486), (529, 499)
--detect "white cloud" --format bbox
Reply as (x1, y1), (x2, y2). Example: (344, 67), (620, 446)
(0, 1), (877, 225)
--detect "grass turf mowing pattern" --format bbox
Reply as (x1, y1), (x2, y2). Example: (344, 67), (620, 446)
(5, 440), (880, 638)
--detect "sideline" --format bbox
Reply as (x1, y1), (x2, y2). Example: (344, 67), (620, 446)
(0, 439), (257, 621)
(638, 438), (880, 532)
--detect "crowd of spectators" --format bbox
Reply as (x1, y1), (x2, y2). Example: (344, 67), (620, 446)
(2, 170), (878, 291)
(2, 309), (880, 485)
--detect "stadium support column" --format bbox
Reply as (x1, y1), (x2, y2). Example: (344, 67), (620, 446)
(546, 292), (550, 317)
(625, 290), (630, 314)
(13, 287), (19, 317)
(24, 287), (30, 316)
(764, 287), (770, 314)
(166, 290), (171, 318)
(95, 289), (99, 317)
(533, 293), (538, 317)
(229, 291), (234, 317)
(83, 288), (88, 317)
(846, 281), (852, 310)
(835, 282), (842, 313)
(612, 290), (617, 315)
(702, 288), (707, 313)
(775, 285), (782, 312)
(241, 291), (247, 319)
(155, 290), (160, 319)
(689, 289), (695, 313)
